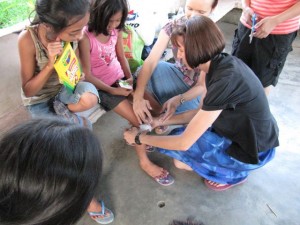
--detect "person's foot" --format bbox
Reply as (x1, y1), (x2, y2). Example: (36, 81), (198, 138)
(53, 100), (92, 129)
(204, 178), (247, 191)
(140, 162), (174, 186)
(88, 200), (114, 224)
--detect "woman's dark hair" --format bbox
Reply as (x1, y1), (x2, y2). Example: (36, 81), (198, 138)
(88, 0), (128, 35)
(171, 15), (225, 68)
(31, 0), (91, 34)
(212, 0), (219, 10)
(0, 118), (103, 225)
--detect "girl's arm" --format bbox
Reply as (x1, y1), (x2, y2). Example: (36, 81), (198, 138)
(116, 31), (132, 79)
(124, 109), (222, 150)
(78, 34), (120, 94)
(18, 30), (59, 97)
(133, 29), (170, 123)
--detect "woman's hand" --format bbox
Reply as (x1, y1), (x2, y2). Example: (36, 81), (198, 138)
(133, 97), (153, 124)
(124, 127), (139, 145)
(160, 95), (181, 122)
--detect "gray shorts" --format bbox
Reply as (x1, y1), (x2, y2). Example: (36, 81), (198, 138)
(98, 90), (127, 111)
(58, 81), (99, 104)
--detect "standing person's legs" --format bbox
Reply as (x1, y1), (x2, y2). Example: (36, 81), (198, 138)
(232, 23), (298, 95)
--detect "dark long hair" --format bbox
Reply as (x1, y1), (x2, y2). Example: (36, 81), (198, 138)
(88, 0), (128, 35)
(0, 118), (103, 225)
(31, 0), (91, 34)
(211, 0), (219, 10)
(171, 15), (225, 68)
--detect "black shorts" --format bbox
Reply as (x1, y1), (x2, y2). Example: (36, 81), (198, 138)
(231, 22), (297, 87)
(98, 90), (126, 111)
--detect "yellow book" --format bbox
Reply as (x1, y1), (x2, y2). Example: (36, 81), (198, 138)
(54, 42), (81, 92)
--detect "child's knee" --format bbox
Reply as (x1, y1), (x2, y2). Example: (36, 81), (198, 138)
(80, 92), (99, 108)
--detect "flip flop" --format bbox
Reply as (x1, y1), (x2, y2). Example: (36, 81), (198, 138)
(153, 169), (174, 186)
(204, 178), (247, 191)
(154, 125), (184, 135)
(146, 145), (156, 152)
(53, 99), (92, 129)
(154, 126), (169, 135)
(88, 200), (114, 224)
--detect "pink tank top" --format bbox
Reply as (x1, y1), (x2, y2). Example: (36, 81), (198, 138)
(84, 27), (124, 86)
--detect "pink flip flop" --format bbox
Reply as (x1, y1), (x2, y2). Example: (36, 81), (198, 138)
(153, 169), (174, 186)
(204, 178), (247, 191)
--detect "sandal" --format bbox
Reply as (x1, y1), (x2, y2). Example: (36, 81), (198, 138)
(53, 99), (92, 129)
(204, 178), (247, 191)
(153, 169), (174, 186)
(146, 145), (156, 152)
(88, 200), (114, 224)
(154, 125), (169, 135)
(154, 125), (184, 135)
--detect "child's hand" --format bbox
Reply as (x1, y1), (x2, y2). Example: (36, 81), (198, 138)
(47, 38), (63, 66)
(112, 87), (132, 96)
(160, 95), (180, 122)
(125, 77), (134, 85)
(79, 72), (86, 81)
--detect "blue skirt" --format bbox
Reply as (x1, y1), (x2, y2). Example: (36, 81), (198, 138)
(156, 127), (275, 184)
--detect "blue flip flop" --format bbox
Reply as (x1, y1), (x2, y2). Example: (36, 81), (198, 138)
(88, 200), (114, 224)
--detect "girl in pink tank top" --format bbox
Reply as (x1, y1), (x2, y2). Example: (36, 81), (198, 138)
(79, 0), (175, 193)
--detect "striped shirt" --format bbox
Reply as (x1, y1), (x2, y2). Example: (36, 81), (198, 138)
(241, 0), (300, 34)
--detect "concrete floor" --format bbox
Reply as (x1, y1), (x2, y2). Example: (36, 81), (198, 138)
(0, 13), (300, 225)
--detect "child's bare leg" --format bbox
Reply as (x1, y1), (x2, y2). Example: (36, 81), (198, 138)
(114, 99), (165, 177)
(68, 92), (98, 112)
(143, 90), (162, 116)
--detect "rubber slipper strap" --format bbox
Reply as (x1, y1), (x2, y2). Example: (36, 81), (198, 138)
(101, 200), (105, 215)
